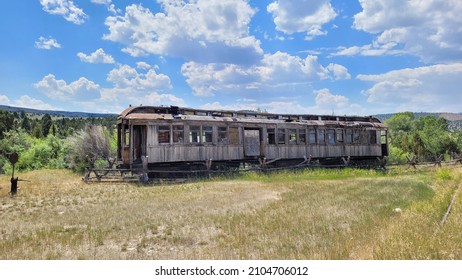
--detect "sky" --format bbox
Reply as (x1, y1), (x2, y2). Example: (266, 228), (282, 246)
(0, 0), (461, 115)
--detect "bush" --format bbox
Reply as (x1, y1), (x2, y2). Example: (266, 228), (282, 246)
(67, 125), (116, 172)
(15, 135), (66, 171)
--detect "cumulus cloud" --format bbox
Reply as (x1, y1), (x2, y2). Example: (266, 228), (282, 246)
(267, 0), (337, 39)
(314, 88), (349, 109)
(77, 48), (115, 64)
(0, 95), (55, 110)
(358, 63), (462, 112)
(34, 74), (100, 101)
(326, 63), (351, 80)
(91, 0), (118, 14)
(333, 0), (462, 63)
(101, 64), (185, 107)
(181, 52), (350, 96)
(40, 0), (88, 25)
(103, 1), (262, 64)
(106, 64), (172, 92)
(34, 65), (184, 112)
(136, 61), (151, 70)
(35, 36), (61, 50)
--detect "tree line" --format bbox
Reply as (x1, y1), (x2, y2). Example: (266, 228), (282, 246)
(1, 109), (461, 174)
(385, 112), (462, 163)
(0, 110), (116, 174)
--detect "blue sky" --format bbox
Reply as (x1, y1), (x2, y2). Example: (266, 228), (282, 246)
(0, 0), (461, 115)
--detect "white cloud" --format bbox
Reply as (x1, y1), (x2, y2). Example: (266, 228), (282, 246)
(337, 0), (462, 63)
(106, 64), (172, 92)
(326, 63), (351, 80)
(267, 0), (337, 39)
(0, 95), (11, 105)
(103, 1), (263, 64)
(34, 74), (100, 101)
(40, 0), (88, 25)
(0, 95), (55, 110)
(35, 36), (61, 50)
(33, 64), (184, 112)
(358, 63), (462, 112)
(77, 48), (115, 64)
(181, 52), (350, 96)
(144, 92), (187, 107)
(91, 0), (118, 14)
(314, 88), (349, 109)
(200, 98), (359, 115)
(136, 61), (151, 70)
(101, 64), (183, 107)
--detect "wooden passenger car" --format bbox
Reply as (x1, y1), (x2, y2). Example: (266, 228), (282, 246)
(117, 105), (388, 173)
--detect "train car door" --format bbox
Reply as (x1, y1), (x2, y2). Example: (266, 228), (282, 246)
(244, 128), (261, 157)
(132, 125), (147, 163)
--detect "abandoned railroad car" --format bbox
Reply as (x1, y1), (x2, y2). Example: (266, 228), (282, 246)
(116, 105), (388, 176)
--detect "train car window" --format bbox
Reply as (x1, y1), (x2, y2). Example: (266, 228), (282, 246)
(328, 129), (335, 145)
(289, 129), (297, 144)
(299, 129), (306, 144)
(124, 126), (130, 146)
(202, 126), (213, 143)
(318, 129), (326, 144)
(345, 129), (353, 143)
(336, 129), (344, 143)
(229, 127), (239, 144)
(309, 128), (316, 144)
(158, 125), (170, 144)
(218, 127), (228, 144)
(267, 128), (276, 144)
(369, 130), (377, 144)
(189, 126), (201, 143)
(173, 125), (184, 144)
(277, 128), (286, 144)
(381, 130), (387, 144)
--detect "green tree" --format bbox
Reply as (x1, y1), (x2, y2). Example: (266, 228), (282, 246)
(0, 110), (14, 138)
(21, 115), (31, 133)
(385, 113), (460, 162)
(41, 114), (52, 137)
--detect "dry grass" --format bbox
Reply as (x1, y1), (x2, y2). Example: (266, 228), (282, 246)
(0, 167), (461, 260)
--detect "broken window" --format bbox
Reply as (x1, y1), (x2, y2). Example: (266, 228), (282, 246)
(299, 128), (306, 144)
(158, 125), (170, 144)
(218, 127), (228, 144)
(289, 129), (297, 144)
(189, 126), (200, 143)
(318, 128), (326, 144)
(277, 128), (286, 144)
(328, 129), (335, 145)
(309, 127), (316, 144)
(267, 128), (276, 145)
(173, 125), (184, 144)
(202, 126), (213, 143)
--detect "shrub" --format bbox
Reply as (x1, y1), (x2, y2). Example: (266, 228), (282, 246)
(66, 125), (116, 172)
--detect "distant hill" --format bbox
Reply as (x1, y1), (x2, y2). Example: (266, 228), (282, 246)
(0, 105), (117, 118)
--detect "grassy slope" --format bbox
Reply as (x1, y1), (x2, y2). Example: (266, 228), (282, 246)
(0, 167), (461, 260)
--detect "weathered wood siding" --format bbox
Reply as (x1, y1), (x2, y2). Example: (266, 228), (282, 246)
(136, 120), (385, 164)
(147, 145), (243, 163)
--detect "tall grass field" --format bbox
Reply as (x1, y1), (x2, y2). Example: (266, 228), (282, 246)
(0, 166), (461, 259)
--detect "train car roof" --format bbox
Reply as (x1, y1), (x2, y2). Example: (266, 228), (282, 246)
(119, 105), (386, 128)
